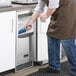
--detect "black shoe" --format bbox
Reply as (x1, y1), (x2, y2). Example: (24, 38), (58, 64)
(39, 67), (60, 73)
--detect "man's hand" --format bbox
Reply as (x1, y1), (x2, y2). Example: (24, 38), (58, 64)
(40, 8), (56, 22)
(25, 25), (32, 31)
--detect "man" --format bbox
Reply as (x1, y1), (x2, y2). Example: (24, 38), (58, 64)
(19, 0), (76, 76)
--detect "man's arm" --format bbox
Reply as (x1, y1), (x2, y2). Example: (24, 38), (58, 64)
(25, 11), (40, 26)
(25, 0), (46, 30)
(46, 0), (59, 17)
(40, 0), (59, 22)
(40, 8), (56, 22)
(45, 8), (56, 18)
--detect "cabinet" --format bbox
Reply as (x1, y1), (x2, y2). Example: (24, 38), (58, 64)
(0, 11), (16, 72)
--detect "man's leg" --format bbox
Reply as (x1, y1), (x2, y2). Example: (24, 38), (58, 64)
(61, 38), (76, 76)
(48, 36), (61, 70)
(39, 36), (61, 73)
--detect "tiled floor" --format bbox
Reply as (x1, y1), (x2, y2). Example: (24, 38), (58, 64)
(0, 57), (67, 76)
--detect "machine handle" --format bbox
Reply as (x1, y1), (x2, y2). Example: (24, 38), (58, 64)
(11, 19), (14, 33)
(18, 32), (34, 38)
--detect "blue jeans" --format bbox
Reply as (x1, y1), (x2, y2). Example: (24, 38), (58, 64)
(47, 36), (76, 75)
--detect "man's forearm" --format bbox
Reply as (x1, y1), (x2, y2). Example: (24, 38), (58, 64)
(26, 11), (40, 25)
(46, 8), (56, 18)
(40, 8), (56, 22)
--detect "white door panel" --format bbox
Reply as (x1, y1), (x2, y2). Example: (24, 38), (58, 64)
(0, 11), (16, 72)
(37, 17), (50, 61)
(37, 37), (48, 61)
(38, 17), (50, 37)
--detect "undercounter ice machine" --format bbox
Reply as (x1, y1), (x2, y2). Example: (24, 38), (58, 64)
(16, 9), (36, 71)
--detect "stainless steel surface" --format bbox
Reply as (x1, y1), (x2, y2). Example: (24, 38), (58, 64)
(0, 4), (36, 12)
(31, 21), (37, 61)
(13, 0), (38, 4)
(16, 10), (36, 71)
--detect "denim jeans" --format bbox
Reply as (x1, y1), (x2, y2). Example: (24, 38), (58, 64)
(47, 36), (76, 75)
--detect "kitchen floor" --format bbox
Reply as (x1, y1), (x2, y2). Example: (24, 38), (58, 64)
(0, 57), (67, 76)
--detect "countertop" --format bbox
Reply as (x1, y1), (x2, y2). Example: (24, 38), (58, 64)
(0, 3), (37, 12)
